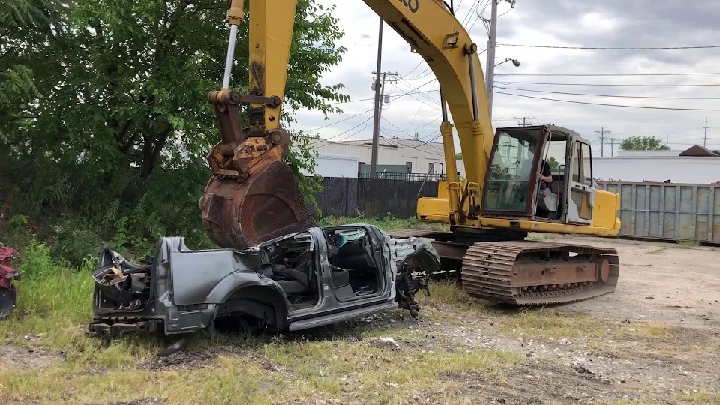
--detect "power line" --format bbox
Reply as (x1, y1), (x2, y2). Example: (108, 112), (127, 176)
(402, 60), (424, 78)
(310, 107), (375, 131)
(496, 81), (720, 87)
(495, 86), (720, 100)
(319, 115), (374, 142)
(497, 43), (720, 50)
(496, 91), (720, 112)
(495, 72), (720, 77)
(467, 0), (492, 32)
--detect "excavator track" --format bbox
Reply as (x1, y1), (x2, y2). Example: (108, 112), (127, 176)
(461, 241), (619, 305)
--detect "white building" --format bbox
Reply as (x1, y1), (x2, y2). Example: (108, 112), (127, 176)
(593, 145), (720, 184)
(305, 153), (361, 178)
(310, 136), (467, 178)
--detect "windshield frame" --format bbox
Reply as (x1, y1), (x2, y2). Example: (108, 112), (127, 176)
(481, 125), (550, 217)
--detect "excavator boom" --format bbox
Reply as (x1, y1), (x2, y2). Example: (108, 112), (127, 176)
(199, 0), (495, 250)
(199, 0), (315, 248)
(198, 0), (621, 306)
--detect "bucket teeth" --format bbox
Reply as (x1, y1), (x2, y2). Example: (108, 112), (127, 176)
(460, 241), (620, 305)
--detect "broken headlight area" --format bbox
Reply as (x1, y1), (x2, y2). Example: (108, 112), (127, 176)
(92, 250), (152, 313)
(394, 240), (441, 318)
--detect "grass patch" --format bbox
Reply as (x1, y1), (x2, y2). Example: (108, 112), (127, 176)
(526, 233), (548, 241)
(261, 339), (522, 404)
(0, 329), (522, 404)
(0, 355), (290, 405)
(676, 239), (699, 249)
(2, 239), (167, 370)
(318, 215), (448, 232)
(675, 391), (720, 404)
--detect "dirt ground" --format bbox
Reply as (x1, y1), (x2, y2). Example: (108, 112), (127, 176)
(557, 236), (720, 330)
(2, 236), (720, 404)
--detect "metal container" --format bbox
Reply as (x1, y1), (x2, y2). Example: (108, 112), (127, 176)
(599, 181), (720, 244)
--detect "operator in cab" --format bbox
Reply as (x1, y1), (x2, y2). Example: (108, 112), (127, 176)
(539, 159), (553, 187)
(536, 159), (554, 218)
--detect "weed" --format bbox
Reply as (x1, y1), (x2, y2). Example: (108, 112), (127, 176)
(675, 390), (720, 404)
(677, 239), (699, 249)
(317, 215), (447, 232)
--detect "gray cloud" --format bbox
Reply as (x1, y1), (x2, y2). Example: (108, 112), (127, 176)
(289, 0), (720, 154)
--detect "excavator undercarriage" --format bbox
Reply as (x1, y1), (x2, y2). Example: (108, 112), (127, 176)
(461, 241), (619, 305)
(389, 228), (619, 306)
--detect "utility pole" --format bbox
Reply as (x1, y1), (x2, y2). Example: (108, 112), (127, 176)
(369, 69), (398, 175)
(609, 138), (617, 157)
(595, 127), (611, 157)
(484, 0), (498, 120)
(703, 117), (709, 148)
(514, 116), (535, 126)
(370, 18), (384, 179)
(485, 0), (516, 119)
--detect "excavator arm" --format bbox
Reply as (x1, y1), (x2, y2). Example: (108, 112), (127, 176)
(200, 0), (495, 249)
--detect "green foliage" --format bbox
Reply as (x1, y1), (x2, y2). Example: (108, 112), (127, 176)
(287, 131), (324, 216)
(0, 0), (348, 261)
(318, 214), (448, 232)
(620, 136), (671, 151)
(17, 239), (55, 279)
(547, 156), (560, 169)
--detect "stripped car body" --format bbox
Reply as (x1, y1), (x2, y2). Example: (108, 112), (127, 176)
(89, 224), (440, 337)
(0, 244), (20, 318)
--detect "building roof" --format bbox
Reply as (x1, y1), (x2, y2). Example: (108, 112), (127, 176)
(339, 136), (443, 153)
(679, 145), (720, 157)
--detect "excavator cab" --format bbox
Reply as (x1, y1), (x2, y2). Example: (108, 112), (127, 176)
(482, 124), (597, 225)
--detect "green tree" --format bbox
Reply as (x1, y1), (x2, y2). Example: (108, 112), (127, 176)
(0, 0), (62, 141)
(619, 136), (670, 151)
(1, 0), (348, 260)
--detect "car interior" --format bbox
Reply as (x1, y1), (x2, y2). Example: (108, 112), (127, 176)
(259, 232), (321, 309)
(258, 226), (383, 309)
(324, 226), (382, 302)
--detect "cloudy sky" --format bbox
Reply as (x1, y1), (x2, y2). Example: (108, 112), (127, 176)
(288, 0), (720, 156)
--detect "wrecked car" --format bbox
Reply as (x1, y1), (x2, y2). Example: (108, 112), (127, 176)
(89, 224), (440, 337)
(0, 244), (20, 318)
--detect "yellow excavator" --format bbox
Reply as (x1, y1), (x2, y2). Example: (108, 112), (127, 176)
(198, 0), (622, 306)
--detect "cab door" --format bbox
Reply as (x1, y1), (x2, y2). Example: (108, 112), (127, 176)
(565, 141), (595, 225)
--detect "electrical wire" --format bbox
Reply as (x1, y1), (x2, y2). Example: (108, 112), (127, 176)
(495, 72), (720, 77)
(496, 91), (720, 112)
(311, 115), (374, 143)
(496, 81), (720, 87)
(497, 43), (720, 50)
(495, 86), (720, 100)
(468, 0), (492, 32)
(461, 0), (483, 27)
(403, 60), (424, 78)
(310, 107), (374, 131)
(395, 79), (440, 107)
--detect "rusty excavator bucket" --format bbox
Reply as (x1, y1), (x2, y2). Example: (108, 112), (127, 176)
(199, 90), (315, 250)
(199, 1), (315, 250)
